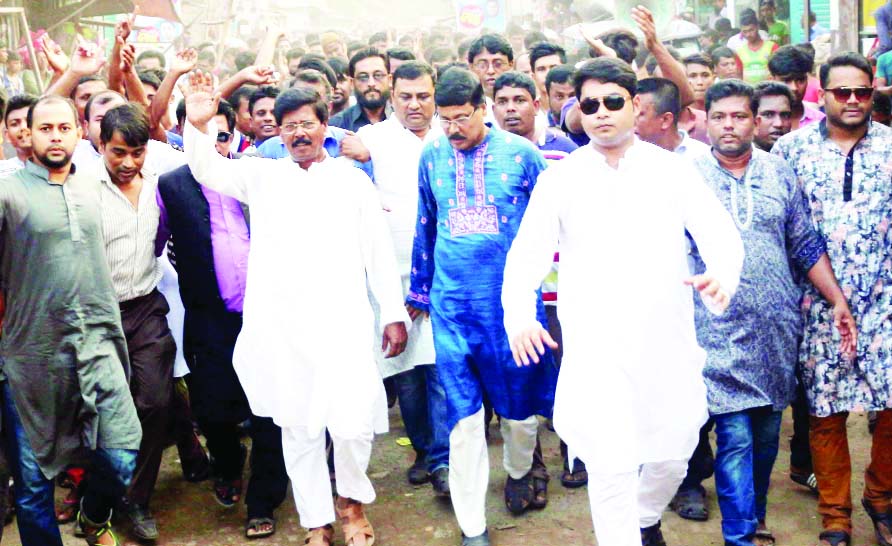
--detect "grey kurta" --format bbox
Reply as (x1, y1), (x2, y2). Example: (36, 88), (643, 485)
(0, 160), (141, 478)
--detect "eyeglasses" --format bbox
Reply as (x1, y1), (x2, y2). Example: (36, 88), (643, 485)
(473, 59), (508, 72)
(280, 121), (320, 134)
(825, 87), (873, 102)
(579, 94), (627, 115)
(216, 131), (232, 143)
(355, 71), (388, 84)
(438, 108), (478, 130)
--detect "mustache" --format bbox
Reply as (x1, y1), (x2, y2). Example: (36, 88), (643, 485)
(448, 134), (466, 141)
(291, 137), (312, 147)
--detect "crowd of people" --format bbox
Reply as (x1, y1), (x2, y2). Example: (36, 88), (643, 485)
(0, 1), (889, 546)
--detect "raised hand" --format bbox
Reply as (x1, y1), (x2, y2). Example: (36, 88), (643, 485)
(69, 37), (106, 76)
(184, 71), (221, 130)
(631, 5), (659, 51)
(38, 34), (69, 74)
(171, 48), (197, 75)
(239, 65), (281, 86)
(119, 38), (136, 71)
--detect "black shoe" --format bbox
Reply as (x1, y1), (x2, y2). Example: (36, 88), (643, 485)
(431, 467), (450, 497)
(462, 530), (490, 546)
(641, 521), (668, 546)
(407, 453), (430, 485)
(128, 504), (159, 541)
(670, 484), (708, 521)
(504, 473), (533, 515)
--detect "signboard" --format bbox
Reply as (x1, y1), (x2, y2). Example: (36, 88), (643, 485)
(454, 0), (507, 34)
(863, 0), (886, 29)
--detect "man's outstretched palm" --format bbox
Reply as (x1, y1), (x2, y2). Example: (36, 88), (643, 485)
(184, 71), (220, 129)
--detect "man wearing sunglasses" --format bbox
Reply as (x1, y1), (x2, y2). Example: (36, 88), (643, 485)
(329, 48), (393, 133)
(157, 98), (290, 541)
(183, 77), (408, 546)
(773, 51), (892, 546)
(407, 68), (554, 546)
(502, 57), (744, 546)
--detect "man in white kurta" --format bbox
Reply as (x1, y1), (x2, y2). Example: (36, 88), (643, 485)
(183, 81), (409, 545)
(502, 58), (744, 546)
(352, 61), (452, 494)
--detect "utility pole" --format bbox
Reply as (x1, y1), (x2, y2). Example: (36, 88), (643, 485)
(836, 0), (859, 53)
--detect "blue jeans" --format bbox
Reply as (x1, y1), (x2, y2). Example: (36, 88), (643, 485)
(394, 364), (450, 472)
(714, 406), (782, 546)
(1, 381), (137, 546)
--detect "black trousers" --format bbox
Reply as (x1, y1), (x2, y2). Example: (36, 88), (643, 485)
(790, 379), (813, 472)
(680, 419), (715, 488)
(120, 290), (176, 507)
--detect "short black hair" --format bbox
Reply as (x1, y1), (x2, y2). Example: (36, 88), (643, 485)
(84, 90), (124, 123)
(230, 85), (256, 109)
(711, 46), (736, 64)
(327, 57), (348, 80)
(523, 31), (549, 50)
(592, 30), (638, 64)
(348, 47), (388, 77)
(573, 57), (637, 100)
(99, 103), (150, 146)
(136, 49), (166, 68)
(795, 42), (816, 61)
(176, 98), (186, 126)
(234, 51), (255, 72)
(740, 11), (759, 27)
(248, 86), (280, 115)
(645, 46), (681, 76)
(768, 45), (814, 77)
(436, 61), (470, 80)
(273, 87), (329, 125)
(5, 94), (38, 125)
(467, 34), (514, 64)
(347, 40), (366, 59)
(291, 69), (332, 100)
(705, 79), (754, 114)
(28, 95), (78, 128)
(216, 99), (237, 133)
(387, 47), (415, 62)
(435, 67), (485, 108)
(752, 81), (794, 114)
(137, 70), (162, 91)
(494, 71), (537, 100)
(819, 51), (873, 89)
(197, 49), (216, 65)
(286, 48), (306, 61)
(368, 31), (388, 45)
(392, 61), (436, 89)
(873, 90), (892, 117)
(545, 64), (575, 92)
(637, 77), (681, 120)
(427, 47), (456, 65)
(297, 56), (338, 88)
(72, 75), (107, 98)
(714, 18), (733, 33)
(457, 38), (475, 63)
(528, 42), (567, 72)
(683, 53), (714, 71)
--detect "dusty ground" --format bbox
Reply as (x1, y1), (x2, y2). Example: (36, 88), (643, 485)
(0, 409), (878, 546)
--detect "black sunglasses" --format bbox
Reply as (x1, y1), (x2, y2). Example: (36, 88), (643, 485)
(216, 131), (233, 143)
(579, 94), (627, 115)
(825, 87), (873, 102)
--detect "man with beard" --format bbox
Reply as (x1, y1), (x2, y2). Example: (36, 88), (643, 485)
(768, 45), (825, 130)
(752, 81), (793, 151)
(408, 68), (555, 546)
(0, 94), (141, 546)
(327, 58), (352, 117)
(773, 52), (892, 546)
(694, 79), (854, 546)
(329, 48), (392, 132)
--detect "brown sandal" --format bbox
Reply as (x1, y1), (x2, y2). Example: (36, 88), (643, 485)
(336, 497), (375, 546)
(304, 524), (334, 545)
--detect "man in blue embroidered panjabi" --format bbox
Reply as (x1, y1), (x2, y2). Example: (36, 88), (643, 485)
(406, 67), (556, 546)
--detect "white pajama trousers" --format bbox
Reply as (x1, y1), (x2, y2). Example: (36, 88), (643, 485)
(587, 460), (688, 546)
(449, 407), (539, 537)
(281, 426), (375, 529)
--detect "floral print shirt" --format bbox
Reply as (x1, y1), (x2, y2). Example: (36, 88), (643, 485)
(691, 149), (825, 415)
(773, 121), (892, 416)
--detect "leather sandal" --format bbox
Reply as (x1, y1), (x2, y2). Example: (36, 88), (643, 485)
(304, 524), (334, 545)
(818, 530), (850, 546)
(529, 467), (549, 510)
(504, 473), (533, 515)
(77, 507), (120, 546)
(863, 497), (892, 546)
(336, 497), (375, 546)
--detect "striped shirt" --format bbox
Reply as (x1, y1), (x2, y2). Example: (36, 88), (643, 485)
(96, 160), (162, 303)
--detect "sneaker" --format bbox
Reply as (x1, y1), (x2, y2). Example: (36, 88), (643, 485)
(641, 521), (668, 546)
(127, 504), (159, 541)
(462, 530), (490, 546)
(431, 467), (450, 497)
